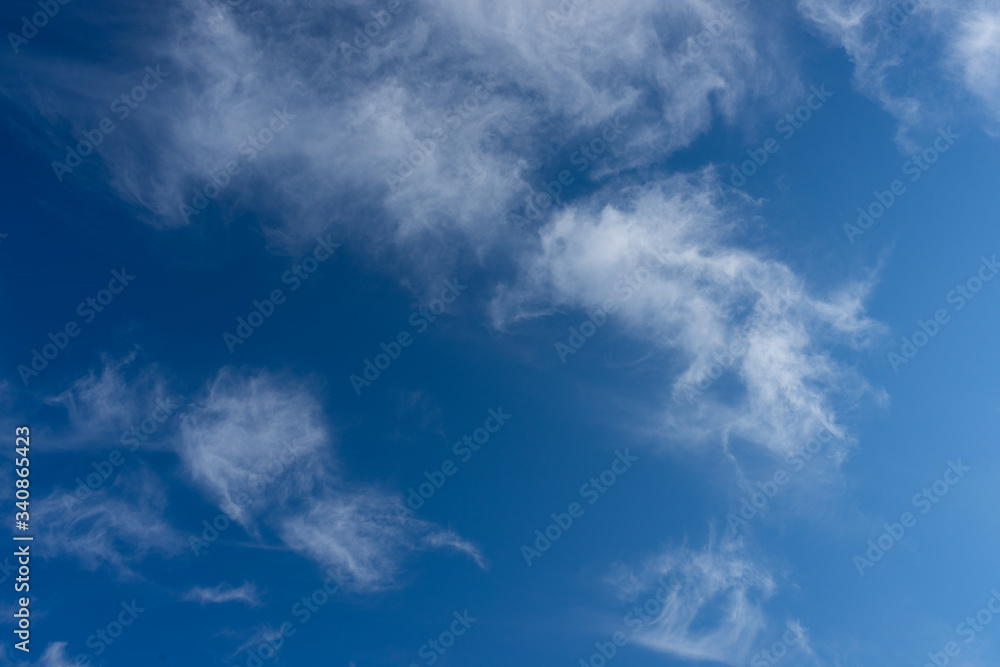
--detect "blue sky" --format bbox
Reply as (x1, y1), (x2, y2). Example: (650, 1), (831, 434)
(0, 0), (999, 665)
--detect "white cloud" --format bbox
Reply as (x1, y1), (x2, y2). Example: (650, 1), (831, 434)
(44, 350), (174, 450)
(1, 0), (799, 277)
(491, 176), (880, 455)
(798, 0), (1000, 141)
(950, 7), (1000, 120)
(178, 368), (483, 590)
(279, 492), (488, 588)
(607, 534), (776, 664)
(34, 469), (184, 576)
(178, 368), (332, 529)
(34, 642), (75, 667)
(421, 529), (489, 570)
(0, 641), (82, 667)
(182, 581), (261, 606)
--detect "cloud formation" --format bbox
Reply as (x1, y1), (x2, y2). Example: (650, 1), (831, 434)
(492, 177), (880, 454)
(798, 0), (1000, 141)
(34, 469), (184, 576)
(178, 367), (484, 590)
(44, 349), (174, 450)
(182, 581), (261, 606)
(2, 0), (797, 263)
(608, 534), (776, 664)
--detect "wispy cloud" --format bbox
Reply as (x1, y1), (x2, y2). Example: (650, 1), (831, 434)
(44, 349), (174, 450)
(607, 533), (776, 664)
(181, 581), (261, 606)
(491, 176), (881, 455)
(0, 0), (801, 283)
(421, 530), (488, 570)
(798, 0), (1000, 142)
(38, 643), (78, 667)
(178, 367), (484, 590)
(34, 469), (184, 577)
(949, 6), (1000, 124)
(177, 367), (332, 529)
(0, 641), (75, 667)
